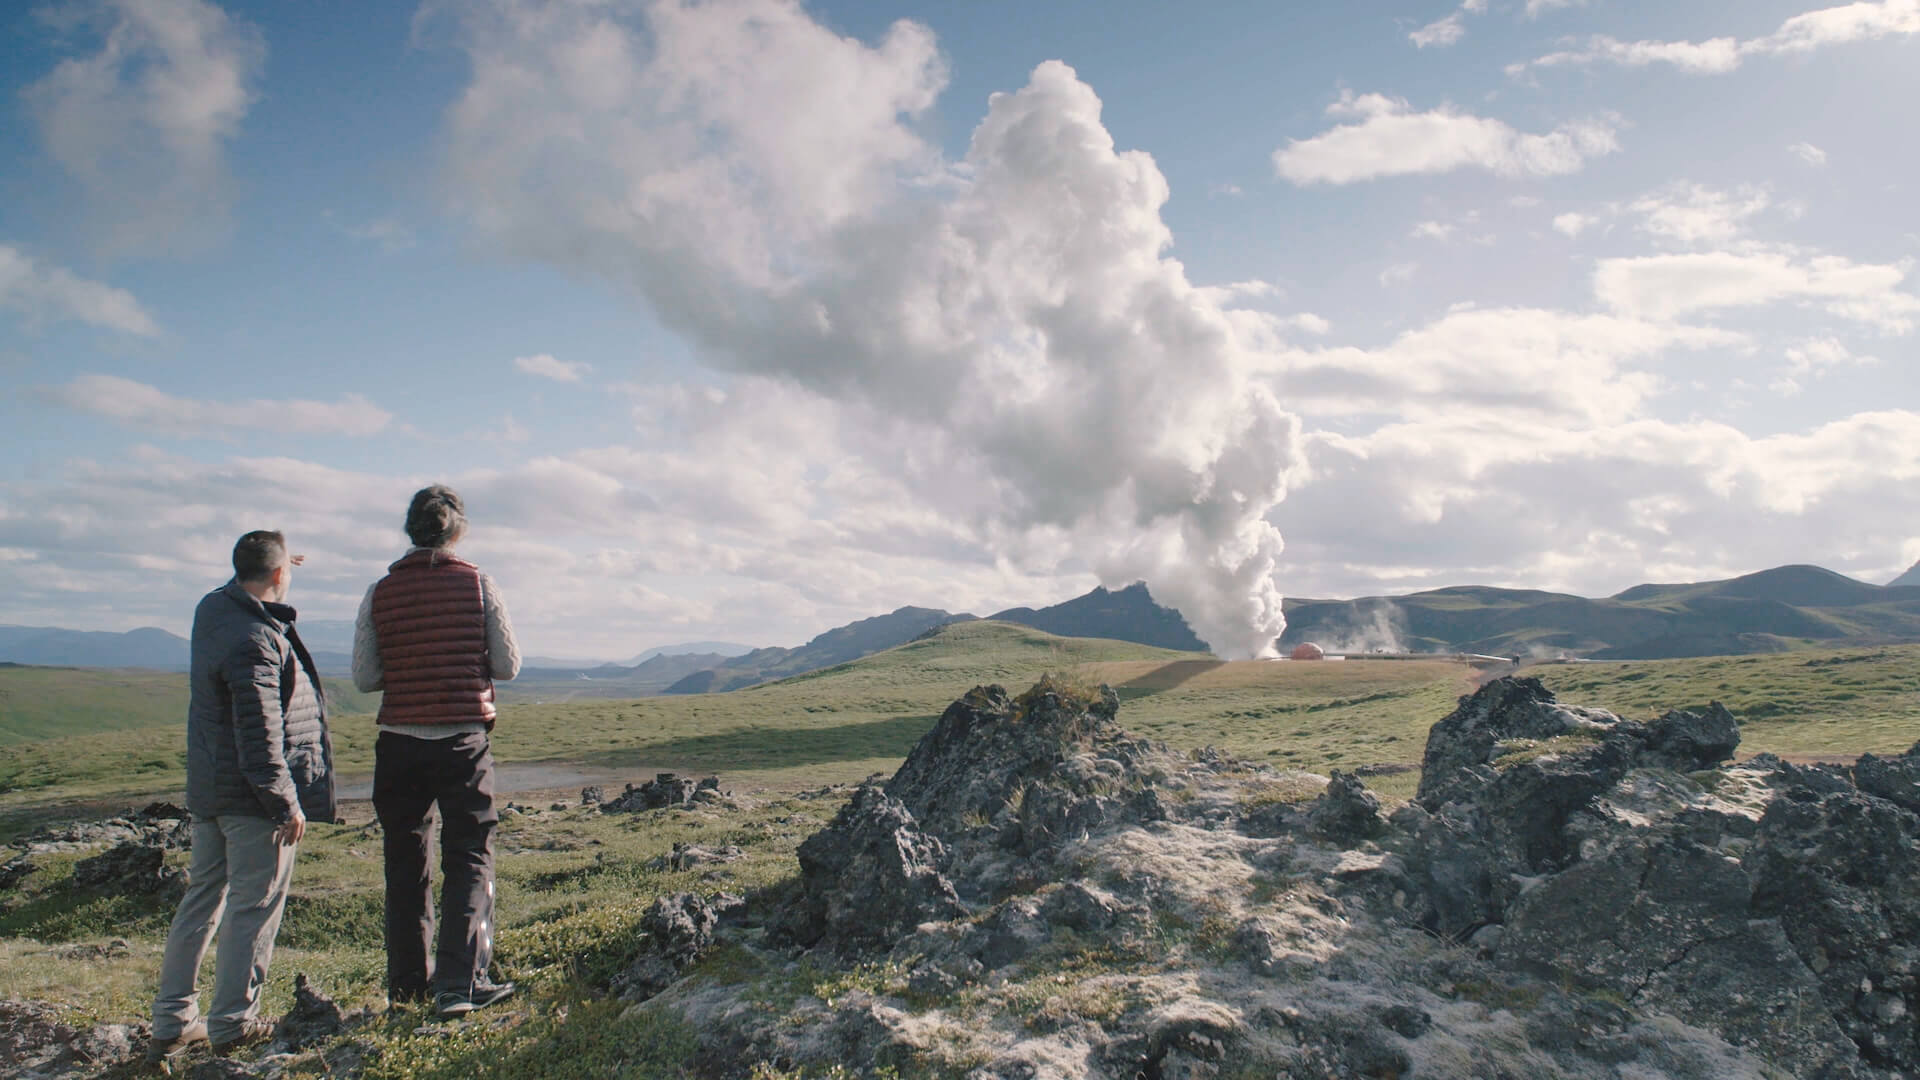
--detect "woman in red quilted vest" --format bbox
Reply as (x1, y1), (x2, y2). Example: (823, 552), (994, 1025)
(352, 485), (521, 1017)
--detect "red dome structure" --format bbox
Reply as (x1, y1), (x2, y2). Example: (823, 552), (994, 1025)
(1290, 642), (1326, 660)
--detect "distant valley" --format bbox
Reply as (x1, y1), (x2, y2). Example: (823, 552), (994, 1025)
(6, 560), (1920, 700)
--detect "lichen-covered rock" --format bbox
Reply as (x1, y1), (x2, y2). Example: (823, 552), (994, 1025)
(616, 892), (722, 1002)
(0, 999), (139, 1079)
(1305, 770), (1382, 847)
(0, 852), (37, 891)
(602, 773), (704, 812)
(278, 973), (351, 1050)
(1852, 742), (1920, 813)
(71, 841), (183, 897)
(638, 676), (1920, 1080)
(770, 786), (962, 953)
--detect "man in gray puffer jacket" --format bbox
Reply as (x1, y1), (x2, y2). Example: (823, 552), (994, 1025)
(148, 530), (337, 1065)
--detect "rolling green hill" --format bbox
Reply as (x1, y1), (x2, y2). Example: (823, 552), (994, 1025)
(0, 665), (378, 746)
(8, 621), (1917, 828)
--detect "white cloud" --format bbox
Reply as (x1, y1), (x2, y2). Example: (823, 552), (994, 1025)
(1517, 36), (1743, 75)
(24, 0), (265, 255)
(1410, 13), (1468, 48)
(1526, 0), (1588, 15)
(345, 218), (417, 253)
(1788, 141), (1829, 167)
(1281, 409), (1920, 599)
(1594, 251), (1920, 331)
(1512, 0), (1920, 77)
(42, 374), (393, 437)
(433, 0), (1306, 657)
(1629, 183), (1773, 249)
(1273, 92), (1618, 185)
(1784, 337), (1875, 376)
(0, 245), (159, 335)
(0, 380), (1120, 656)
(1552, 212), (1597, 237)
(1772, 337), (1879, 395)
(1379, 262), (1420, 286)
(513, 353), (592, 382)
(1272, 307), (1739, 427)
(1410, 221), (1456, 241)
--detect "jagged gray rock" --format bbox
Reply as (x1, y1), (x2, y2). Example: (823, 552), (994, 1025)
(277, 973), (351, 1050)
(770, 784), (962, 952)
(615, 892), (721, 1002)
(71, 840), (184, 897)
(0, 1000), (138, 1079)
(622, 676), (1920, 1078)
(1306, 769), (1383, 846)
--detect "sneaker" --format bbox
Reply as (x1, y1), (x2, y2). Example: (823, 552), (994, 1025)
(145, 1019), (207, 1065)
(434, 980), (515, 1017)
(210, 1017), (277, 1056)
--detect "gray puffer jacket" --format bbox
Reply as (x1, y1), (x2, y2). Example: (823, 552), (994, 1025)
(185, 580), (337, 824)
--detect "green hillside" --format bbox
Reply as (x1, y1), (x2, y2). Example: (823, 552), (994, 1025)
(6, 628), (1917, 824)
(1282, 565), (1920, 660)
(0, 665), (376, 746)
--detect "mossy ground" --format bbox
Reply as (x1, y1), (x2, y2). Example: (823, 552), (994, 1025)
(2, 631), (1915, 1077)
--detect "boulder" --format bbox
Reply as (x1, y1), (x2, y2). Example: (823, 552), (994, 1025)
(1305, 770), (1383, 847)
(71, 841), (183, 897)
(769, 785), (962, 952)
(615, 892), (720, 1002)
(277, 973), (349, 1050)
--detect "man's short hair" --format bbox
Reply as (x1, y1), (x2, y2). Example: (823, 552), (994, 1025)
(233, 530), (288, 584)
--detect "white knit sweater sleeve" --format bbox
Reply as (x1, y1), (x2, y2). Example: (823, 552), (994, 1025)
(351, 582), (383, 693)
(481, 573), (522, 681)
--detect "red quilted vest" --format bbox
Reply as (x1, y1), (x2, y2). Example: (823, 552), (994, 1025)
(371, 550), (495, 727)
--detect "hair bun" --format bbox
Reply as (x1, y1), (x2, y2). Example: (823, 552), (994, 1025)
(405, 485), (468, 548)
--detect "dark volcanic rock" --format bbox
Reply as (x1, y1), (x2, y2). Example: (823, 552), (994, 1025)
(1640, 701), (1741, 770)
(71, 841), (183, 896)
(770, 785), (962, 952)
(0, 852), (37, 891)
(616, 892), (721, 1002)
(1393, 675), (1920, 1077)
(634, 675), (1920, 1079)
(1853, 742), (1920, 813)
(278, 973), (349, 1050)
(0, 999), (138, 1078)
(602, 773), (700, 812)
(1306, 770), (1383, 847)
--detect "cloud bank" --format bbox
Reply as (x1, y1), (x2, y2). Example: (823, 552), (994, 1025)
(24, 0), (265, 255)
(1273, 92), (1618, 185)
(429, 0), (1308, 657)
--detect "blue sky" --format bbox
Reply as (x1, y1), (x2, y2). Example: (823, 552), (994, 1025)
(1, 0), (1916, 659)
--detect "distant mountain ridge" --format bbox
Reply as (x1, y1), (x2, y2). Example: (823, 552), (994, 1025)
(663, 607), (975, 694)
(0, 625), (190, 670)
(12, 563), (1920, 686)
(986, 583), (1207, 652)
(1281, 564), (1920, 660)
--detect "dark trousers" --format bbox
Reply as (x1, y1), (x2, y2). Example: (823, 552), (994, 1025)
(373, 731), (498, 998)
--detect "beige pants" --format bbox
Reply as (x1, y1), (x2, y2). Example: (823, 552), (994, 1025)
(151, 815), (297, 1042)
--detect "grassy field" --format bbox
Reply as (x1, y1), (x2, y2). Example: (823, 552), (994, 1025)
(2, 629), (1916, 1077)
(7, 628), (1918, 819)
(0, 665), (377, 746)
(1529, 647), (1920, 758)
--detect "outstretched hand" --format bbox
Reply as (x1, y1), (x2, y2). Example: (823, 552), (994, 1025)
(289, 553), (306, 567)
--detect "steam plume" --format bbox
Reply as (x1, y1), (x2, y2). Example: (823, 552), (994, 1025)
(435, 0), (1305, 657)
